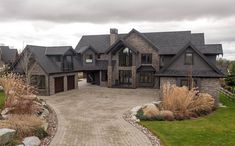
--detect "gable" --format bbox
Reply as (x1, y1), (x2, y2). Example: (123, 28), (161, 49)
(167, 47), (213, 71)
(159, 43), (224, 77)
(124, 29), (158, 53)
(29, 61), (47, 75)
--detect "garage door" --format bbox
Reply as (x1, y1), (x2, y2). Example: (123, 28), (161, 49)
(67, 75), (75, 90)
(54, 77), (64, 93)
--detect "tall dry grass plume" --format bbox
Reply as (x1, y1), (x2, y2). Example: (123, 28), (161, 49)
(162, 82), (215, 117)
(0, 73), (37, 114)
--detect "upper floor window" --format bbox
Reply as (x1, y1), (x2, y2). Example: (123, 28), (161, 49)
(55, 56), (61, 62)
(119, 47), (132, 66)
(160, 56), (164, 67)
(63, 56), (73, 71)
(141, 54), (152, 64)
(85, 54), (93, 63)
(185, 52), (193, 65)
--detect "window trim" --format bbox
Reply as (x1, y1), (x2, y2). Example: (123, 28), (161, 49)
(185, 51), (193, 65)
(85, 54), (93, 64)
(119, 47), (133, 67)
(30, 75), (46, 89)
(139, 72), (153, 83)
(141, 53), (152, 64)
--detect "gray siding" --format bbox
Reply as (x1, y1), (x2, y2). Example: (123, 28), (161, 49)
(167, 48), (213, 71)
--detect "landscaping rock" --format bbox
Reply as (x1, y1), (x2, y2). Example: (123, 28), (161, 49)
(159, 110), (174, 121)
(23, 136), (41, 146)
(0, 128), (16, 145)
(16, 144), (24, 146)
(40, 108), (49, 118)
(142, 104), (159, 118)
(1, 108), (12, 115)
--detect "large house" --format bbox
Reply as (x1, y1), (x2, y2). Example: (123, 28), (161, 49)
(75, 28), (224, 100)
(0, 46), (18, 71)
(13, 45), (79, 95)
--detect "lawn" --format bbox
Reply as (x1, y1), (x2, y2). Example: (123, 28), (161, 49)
(141, 95), (235, 146)
(0, 91), (6, 110)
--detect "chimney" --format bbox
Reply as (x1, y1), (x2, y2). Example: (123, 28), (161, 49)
(110, 28), (118, 46)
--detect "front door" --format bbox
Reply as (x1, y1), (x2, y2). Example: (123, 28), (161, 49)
(119, 70), (132, 87)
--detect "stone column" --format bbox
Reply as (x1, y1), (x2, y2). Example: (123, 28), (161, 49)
(108, 54), (113, 87)
(132, 54), (137, 88)
(64, 75), (68, 91)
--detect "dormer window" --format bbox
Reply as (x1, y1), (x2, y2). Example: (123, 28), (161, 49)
(63, 55), (73, 71)
(55, 56), (61, 62)
(85, 54), (93, 63)
(185, 52), (193, 65)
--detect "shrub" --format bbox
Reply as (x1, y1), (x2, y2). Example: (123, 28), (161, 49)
(0, 73), (37, 114)
(162, 82), (215, 118)
(142, 104), (159, 118)
(0, 114), (47, 139)
(159, 110), (174, 121)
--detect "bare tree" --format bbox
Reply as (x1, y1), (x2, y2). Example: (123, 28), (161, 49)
(20, 50), (33, 94)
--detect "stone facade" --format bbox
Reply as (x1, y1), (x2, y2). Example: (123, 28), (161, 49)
(29, 62), (49, 95)
(200, 78), (220, 104)
(49, 73), (78, 95)
(107, 31), (160, 88)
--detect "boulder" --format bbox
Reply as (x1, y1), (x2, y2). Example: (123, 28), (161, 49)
(142, 104), (159, 118)
(0, 128), (16, 145)
(40, 108), (49, 118)
(159, 110), (174, 121)
(23, 136), (41, 146)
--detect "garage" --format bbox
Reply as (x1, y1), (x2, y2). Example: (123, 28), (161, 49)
(54, 77), (64, 93)
(67, 75), (75, 90)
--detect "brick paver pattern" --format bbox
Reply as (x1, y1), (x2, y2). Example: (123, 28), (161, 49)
(42, 80), (160, 146)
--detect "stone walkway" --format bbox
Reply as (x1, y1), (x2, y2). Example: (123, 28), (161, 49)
(42, 80), (160, 146)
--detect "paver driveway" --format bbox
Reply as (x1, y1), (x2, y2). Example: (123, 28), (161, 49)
(42, 80), (160, 146)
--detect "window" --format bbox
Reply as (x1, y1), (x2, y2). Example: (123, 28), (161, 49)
(160, 56), (164, 66)
(63, 56), (73, 71)
(31, 75), (46, 89)
(141, 54), (152, 64)
(55, 56), (61, 62)
(140, 72), (153, 83)
(119, 48), (132, 66)
(101, 71), (108, 81)
(119, 70), (132, 84)
(85, 54), (93, 63)
(97, 54), (101, 59)
(185, 52), (193, 65)
(180, 79), (189, 87)
(180, 79), (198, 89)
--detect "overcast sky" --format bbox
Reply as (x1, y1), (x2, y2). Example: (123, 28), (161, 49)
(0, 0), (234, 60)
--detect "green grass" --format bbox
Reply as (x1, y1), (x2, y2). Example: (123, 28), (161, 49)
(0, 91), (6, 110)
(140, 95), (235, 146)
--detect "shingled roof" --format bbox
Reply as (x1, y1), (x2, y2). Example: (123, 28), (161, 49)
(14, 45), (81, 74)
(0, 46), (18, 64)
(75, 30), (223, 55)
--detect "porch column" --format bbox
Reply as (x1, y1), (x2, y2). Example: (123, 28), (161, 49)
(132, 53), (137, 88)
(108, 54), (113, 87)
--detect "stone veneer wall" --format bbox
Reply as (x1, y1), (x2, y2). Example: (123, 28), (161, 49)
(49, 73), (78, 95)
(29, 62), (49, 95)
(200, 78), (220, 105)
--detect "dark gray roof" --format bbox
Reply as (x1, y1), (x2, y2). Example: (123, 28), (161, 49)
(15, 45), (81, 74)
(75, 30), (223, 55)
(0, 46), (18, 64)
(45, 46), (72, 55)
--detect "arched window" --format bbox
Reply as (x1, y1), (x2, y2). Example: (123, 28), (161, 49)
(119, 47), (132, 66)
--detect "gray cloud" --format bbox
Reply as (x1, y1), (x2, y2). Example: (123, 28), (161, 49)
(0, 0), (234, 23)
